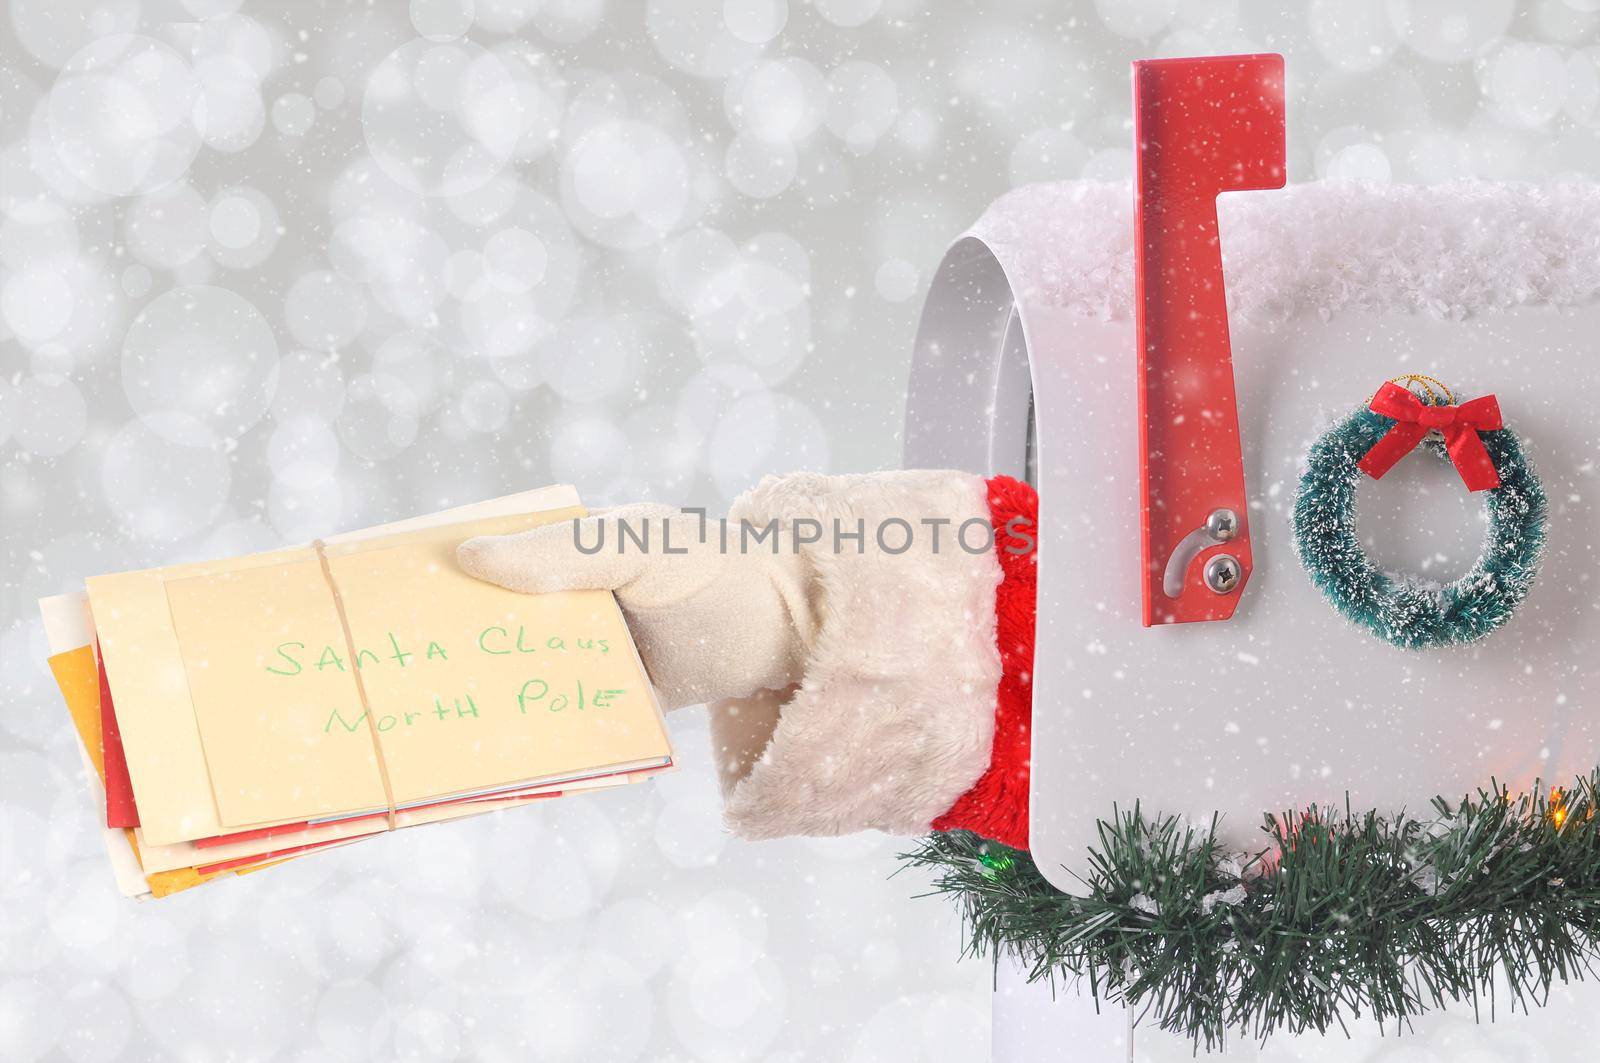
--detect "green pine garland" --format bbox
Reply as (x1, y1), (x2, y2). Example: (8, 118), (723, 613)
(902, 776), (1600, 1049)
(1291, 402), (1547, 649)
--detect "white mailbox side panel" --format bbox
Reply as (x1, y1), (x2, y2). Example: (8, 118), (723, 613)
(1029, 302), (1600, 893)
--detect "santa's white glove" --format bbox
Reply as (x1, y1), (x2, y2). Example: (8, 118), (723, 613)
(456, 504), (816, 711)
(456, 471), (1009, 841)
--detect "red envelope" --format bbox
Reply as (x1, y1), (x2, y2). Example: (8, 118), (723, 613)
(195, 832), (383, 876)
(97, 646), (140, 828)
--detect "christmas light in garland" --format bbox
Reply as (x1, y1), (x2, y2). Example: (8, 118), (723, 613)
(902, 776), (1600, 1050)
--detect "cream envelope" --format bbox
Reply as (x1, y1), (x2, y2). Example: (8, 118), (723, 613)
(40, 631), (648, 888)
(78, 486), (673, 848)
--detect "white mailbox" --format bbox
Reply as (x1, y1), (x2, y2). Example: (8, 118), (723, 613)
(905, 176), (1600, 897)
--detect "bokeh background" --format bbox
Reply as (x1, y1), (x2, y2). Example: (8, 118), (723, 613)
(2, 0), (1599, 1060)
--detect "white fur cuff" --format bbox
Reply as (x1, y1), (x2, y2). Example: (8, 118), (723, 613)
(710, 470), (1004, 839)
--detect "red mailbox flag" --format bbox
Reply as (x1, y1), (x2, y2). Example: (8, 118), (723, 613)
(1133, 53), (1286, 626)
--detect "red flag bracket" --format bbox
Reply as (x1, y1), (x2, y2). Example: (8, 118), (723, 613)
(1133, 53), (1286, 626)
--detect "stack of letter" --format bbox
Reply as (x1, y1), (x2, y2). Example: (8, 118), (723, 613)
(40, 486), (673, 899)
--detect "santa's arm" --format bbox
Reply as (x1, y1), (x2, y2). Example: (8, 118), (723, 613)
(458, 470), (1037, 848)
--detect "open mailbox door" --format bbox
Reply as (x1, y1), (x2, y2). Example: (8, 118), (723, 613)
(905, 55), (1600, 897)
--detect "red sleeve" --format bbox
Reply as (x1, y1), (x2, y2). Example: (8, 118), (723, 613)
(930, 474), (1036, 850)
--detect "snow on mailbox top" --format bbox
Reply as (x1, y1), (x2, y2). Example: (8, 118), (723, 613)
(969, 180), (1600, 325)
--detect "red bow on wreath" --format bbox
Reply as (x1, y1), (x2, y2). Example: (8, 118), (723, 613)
(1357, 381), (1503, 492)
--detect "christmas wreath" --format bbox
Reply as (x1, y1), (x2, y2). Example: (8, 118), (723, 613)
(1291, 378), (1547, 649)
(903, 776), (1600, 1049)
